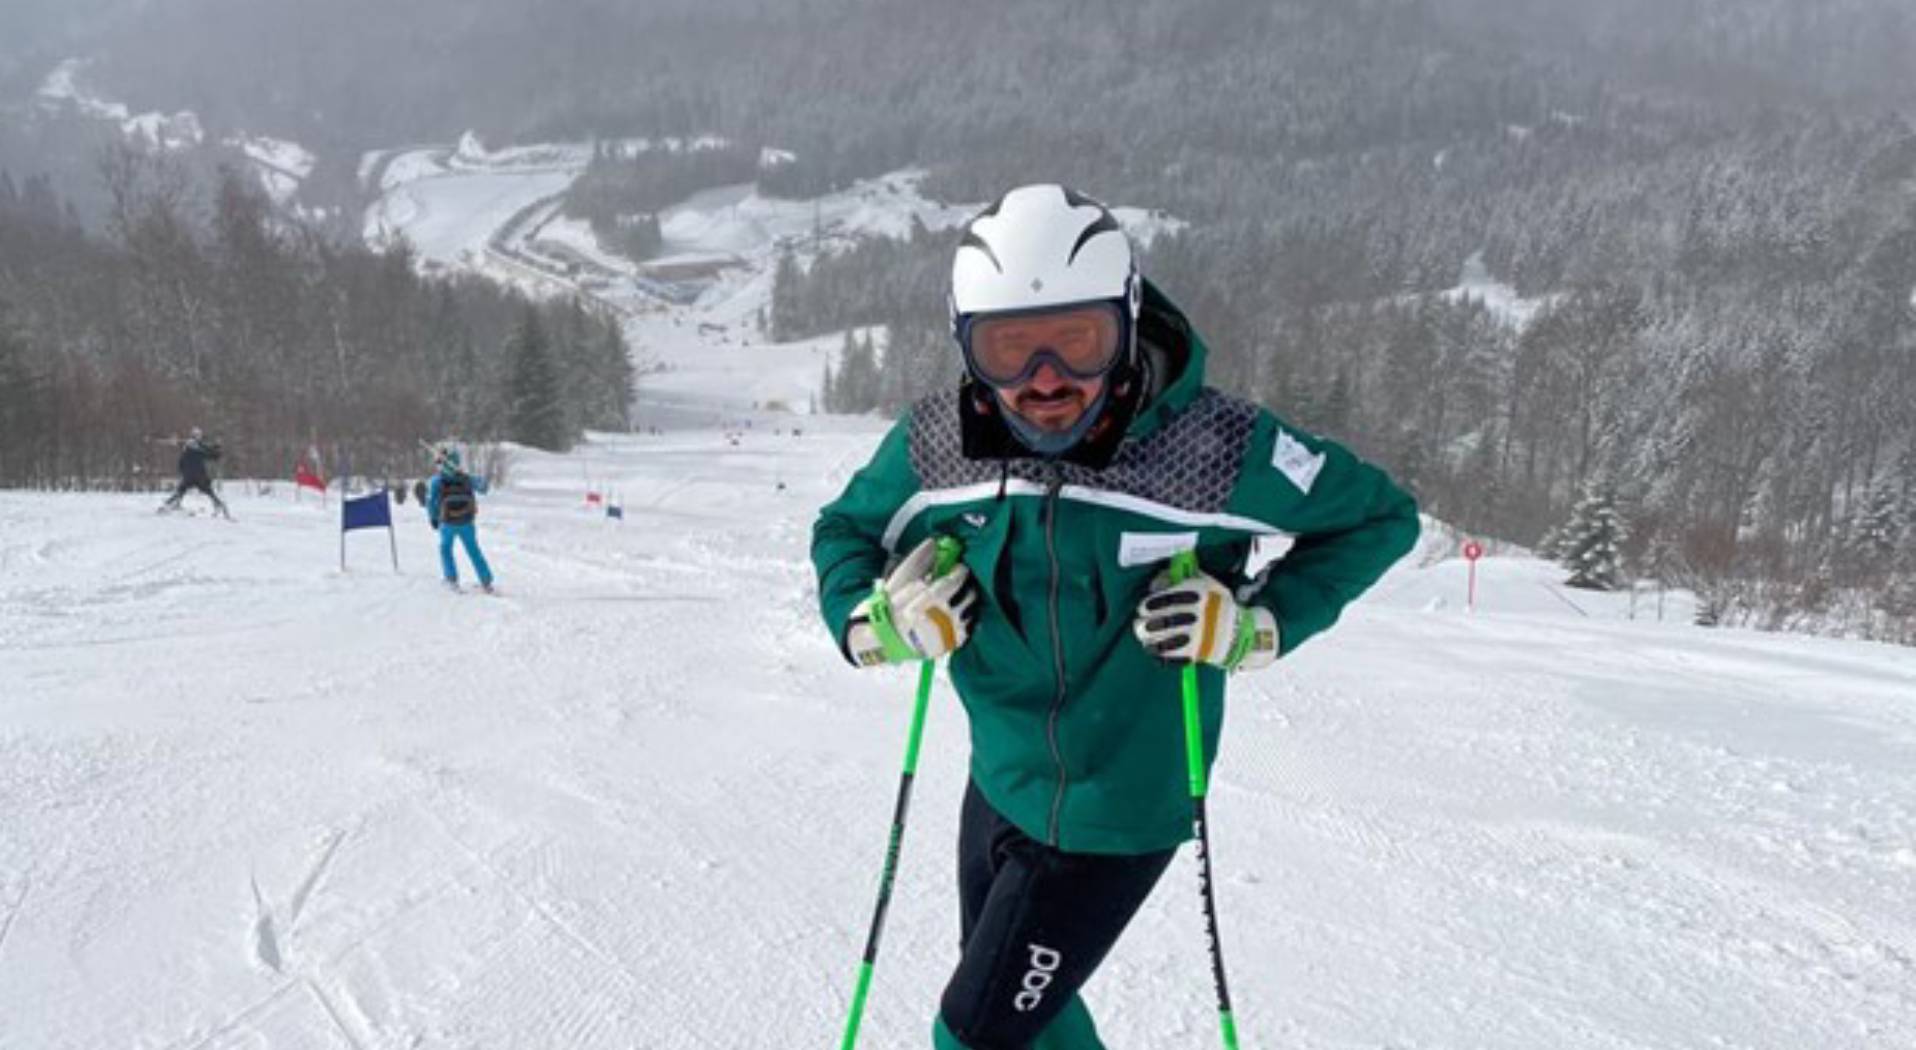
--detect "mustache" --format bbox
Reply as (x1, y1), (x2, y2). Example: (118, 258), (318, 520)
(1014, 387), (1084, 408)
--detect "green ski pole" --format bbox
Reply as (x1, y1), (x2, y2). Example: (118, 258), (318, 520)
(1168, 550), (1243, 1050)
(839, 535), (964, 1049)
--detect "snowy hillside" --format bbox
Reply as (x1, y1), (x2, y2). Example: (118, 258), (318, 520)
(2, 128), (1910, 1050)
(3, 421), (1913, 1049)
(36, 58), (205, 150)
(359, 149), (1184, 420)
(33, 58), (319, 205)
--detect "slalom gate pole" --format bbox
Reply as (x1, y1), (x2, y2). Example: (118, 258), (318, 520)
(839, 536), (963, 1050)
(1169, 550), (1243, 1050)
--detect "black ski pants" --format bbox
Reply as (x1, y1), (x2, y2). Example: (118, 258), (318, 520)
(163, 477), (227, 512)
(937, 780), (1176, 1049)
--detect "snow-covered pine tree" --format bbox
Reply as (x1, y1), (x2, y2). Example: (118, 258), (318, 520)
(828, 329), (878, 414)
(0, 312), (42, 484)
(1894, 446), (1916, 574)
(1881, 570), (1916, 644)
(504, 306), (570, 451)
(770, 249), (803, 342)
(589, 322), (634, 432)
(1535, 523), (1566, 562)
(1557, 482), (1630, 591)
(1848, 480), (1901, 576)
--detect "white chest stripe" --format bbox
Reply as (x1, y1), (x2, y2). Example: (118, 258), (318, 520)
(880, 481), (1291, 551)
(880, 480), (1043, 549)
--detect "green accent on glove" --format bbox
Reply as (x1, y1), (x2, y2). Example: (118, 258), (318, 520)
(1223, 608), (1259, 671)
(932, 534), (964, 579)
(1168, 549), (1198, 585)
(864, 581), (923, 663)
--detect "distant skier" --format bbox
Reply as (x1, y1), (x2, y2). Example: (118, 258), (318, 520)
(813, 185), (1418, 1049)
(157, 428), (232, 519)
(427, 447), (495, 593)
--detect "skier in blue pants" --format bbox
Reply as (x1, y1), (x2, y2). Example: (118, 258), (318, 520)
(427, 448), (495, 592)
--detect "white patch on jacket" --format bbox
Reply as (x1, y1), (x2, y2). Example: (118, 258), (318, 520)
(1272, 429), (1326, 495)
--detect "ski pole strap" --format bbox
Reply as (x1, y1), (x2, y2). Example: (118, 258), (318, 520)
(904, 537), (962, 771)
(864, 583), (922, 664)
(867, 535), (967, 666)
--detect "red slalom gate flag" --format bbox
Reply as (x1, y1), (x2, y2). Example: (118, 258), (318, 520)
(585, 490), (603, 506)
(295, 461), (327, 493)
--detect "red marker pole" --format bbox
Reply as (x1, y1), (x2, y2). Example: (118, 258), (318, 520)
(1463, 540), (1484, 612)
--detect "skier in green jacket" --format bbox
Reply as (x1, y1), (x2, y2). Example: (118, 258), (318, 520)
(812, 184), (1419, 1049)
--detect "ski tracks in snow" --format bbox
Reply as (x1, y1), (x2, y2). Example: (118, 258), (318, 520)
(251, 828), (347, 975)
(1195, 609), (1916, 1048)
(0, 874), (29, 966)
(7, 438), (1916, 1047)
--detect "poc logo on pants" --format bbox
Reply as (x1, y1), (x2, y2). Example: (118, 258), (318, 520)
(1012, 943), (1062, 1013)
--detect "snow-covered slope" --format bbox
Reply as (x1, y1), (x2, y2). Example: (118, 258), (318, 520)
(359, 152), (1184, 419)
(34, 58), (318, 205)
(3, 422), (1914, 1049)
(7, 133), (1906, 1049)
(229, 136), (317, 206)
(35, 58), (205, 150)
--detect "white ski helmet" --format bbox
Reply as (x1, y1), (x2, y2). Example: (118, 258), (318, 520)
(950, 185), (1143, 454)
(950, 184), (1140, 323)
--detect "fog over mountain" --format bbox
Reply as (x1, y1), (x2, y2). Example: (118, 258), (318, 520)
(19, 1), (1916, 146)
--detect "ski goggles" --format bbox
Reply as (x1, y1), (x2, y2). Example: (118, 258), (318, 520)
(958, 301), (1127, 387)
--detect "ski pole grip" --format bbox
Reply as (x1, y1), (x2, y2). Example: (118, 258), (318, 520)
(1168, 549), (1198, 585)
(932, 535), (964, 579)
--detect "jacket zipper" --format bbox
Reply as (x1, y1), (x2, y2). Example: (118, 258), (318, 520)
(1043, 468), (1069, 846)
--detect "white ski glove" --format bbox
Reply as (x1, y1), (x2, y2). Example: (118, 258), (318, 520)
(1133, 567), (1280, 672)
(845, 536), (978, 666)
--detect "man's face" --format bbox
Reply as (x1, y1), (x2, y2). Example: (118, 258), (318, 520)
(994, 360), (1105, 434)
(969, 306), (1119, 435)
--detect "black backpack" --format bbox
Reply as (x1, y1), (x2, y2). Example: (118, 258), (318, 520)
(439, 473), (477, 524)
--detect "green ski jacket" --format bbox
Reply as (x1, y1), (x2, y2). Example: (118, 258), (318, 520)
(812, 282), (1419, 854)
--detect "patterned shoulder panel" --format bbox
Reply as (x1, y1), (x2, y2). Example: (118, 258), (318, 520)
(906, 391), (996, 490)
(907, 388), (1261, 515)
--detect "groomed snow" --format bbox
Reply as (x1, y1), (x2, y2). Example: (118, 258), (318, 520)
(361, 157), (578, 278)
(4, 421), (1913, 1048)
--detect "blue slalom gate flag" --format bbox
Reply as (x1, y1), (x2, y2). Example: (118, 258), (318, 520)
(606, 503), (624, 521)
(341, 490), (399, 571)
(342, 491), (393, 531)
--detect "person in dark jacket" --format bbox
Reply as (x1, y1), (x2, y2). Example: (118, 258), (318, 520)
(812, 185), (1420, 1049)
(427, 446), (494, 592)
(157, 427), (231, 519)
